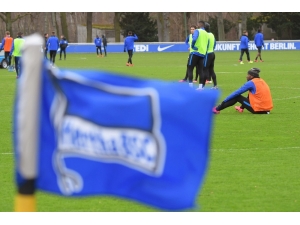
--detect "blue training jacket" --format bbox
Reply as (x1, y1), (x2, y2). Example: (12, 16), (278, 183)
(124, 34), (138, 51)
(94, 37), (102, 47)
(254, 32), (264, 47)
(47, 35), (59, 51)
(240, 35), (249, 49)
(223, 80), (256, 102)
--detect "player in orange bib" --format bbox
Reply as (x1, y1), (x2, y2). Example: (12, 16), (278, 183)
(213, 68), (273, 114)
(0, 31), (14, 67)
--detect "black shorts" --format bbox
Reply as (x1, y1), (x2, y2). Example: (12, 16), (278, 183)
(257, 46), (262, 53)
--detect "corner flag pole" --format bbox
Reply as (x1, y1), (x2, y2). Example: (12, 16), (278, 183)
(14, 33), (44, 212)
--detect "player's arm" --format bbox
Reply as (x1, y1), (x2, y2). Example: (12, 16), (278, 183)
(191, 30), (199, 50)
(185, 36), (189, 45)
(0, 38), (5, 51)
(223, 81), (255, 102)
(213, 38), (216, 50)
(9, 42), (14, 56)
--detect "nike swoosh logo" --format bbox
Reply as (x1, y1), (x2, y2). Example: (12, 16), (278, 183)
(157, 45), (174, 52)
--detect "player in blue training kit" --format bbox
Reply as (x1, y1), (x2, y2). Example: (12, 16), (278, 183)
(203, 22), (218, 89)
(59, 35), (68, 60)
(239, 30), (253, 64)
(179, 25), (198, 83)
(254, 28), (264, 62)
(94, 35), (103, 57)
(46, 31), (59, 67)
(124, 31), (138, 66)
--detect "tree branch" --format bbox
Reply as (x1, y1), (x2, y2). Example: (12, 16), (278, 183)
(11, 12), (32, 23)
(0, 13), (6, 21)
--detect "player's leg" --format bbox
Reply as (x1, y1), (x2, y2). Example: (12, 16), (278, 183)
(103, 46), (107, 56)
(216, 95), (255, 113)
(128, 50), (133, 64)
(194, 64), (199, 82)
(205, 53), (213, 84)
(44, 49), (48, 59)
(64, 48), (66, 60)
(258, 47), (263, 61)
(52, 51), (57, 65)
(96, 47), (99, 56)
(49, 51), (53, 64)
(239, 49), (244, 62)
(210, 53), (217, 88)
(245, 49), (251, 62)
(180, 56), (190, 82)
(197, 56), (205, 88)
(15, 56), (19, 77)
(187, 54), (197, 87)
(5, 51), (10, 66)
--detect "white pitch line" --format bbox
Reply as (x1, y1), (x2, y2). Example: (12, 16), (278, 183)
(212, 146), (300, 152)
(273, 96), (300, 101)
(272, 87), (300, 90)
(2, 146), (300, 155)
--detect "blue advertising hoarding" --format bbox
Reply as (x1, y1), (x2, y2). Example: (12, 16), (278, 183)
(1, 41), (299, 54)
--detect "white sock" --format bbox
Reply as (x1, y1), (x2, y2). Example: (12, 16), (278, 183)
(198, 84), (203, 89)
(189, 83), (193, 87)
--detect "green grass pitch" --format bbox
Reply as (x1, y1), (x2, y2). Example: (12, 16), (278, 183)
(0, 50), (299, 212)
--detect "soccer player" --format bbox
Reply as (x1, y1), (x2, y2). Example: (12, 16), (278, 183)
(94, 35), (103, 57)
(9, 32), (25, 78)
(0, 31), (14, 68)
(203, 23), (218, 89)
(238, 30), (253, 64)
(102, 35), (107, 57)
(47, 31), (59, 67)
(59, 35), (68, 60)
(187, 21), (209, 89)
(213, 68), (273, 114)
(44, 33), (48, 59)
(254, 28), (264, 62)
(124, 31), (138, 66)
(179, 25), (198, 83)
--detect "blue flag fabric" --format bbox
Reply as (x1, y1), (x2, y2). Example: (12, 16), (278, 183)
(14, 60), (219, 211)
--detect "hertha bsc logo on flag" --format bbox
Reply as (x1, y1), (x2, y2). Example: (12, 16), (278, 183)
(50, 70), (166, 195)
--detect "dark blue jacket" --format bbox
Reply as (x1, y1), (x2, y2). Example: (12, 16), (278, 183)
(47, 35), (59, 51)
(254, 32), (264, 47)
(59, 38), (68, 48)
(124, 34), (138, 51)
(240, 35), (249, 49)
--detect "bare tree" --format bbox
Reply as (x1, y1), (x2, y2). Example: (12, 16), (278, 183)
(0, 12), (31, 36)
(50, 12), (59, 35)
(217, 12), (225, 41)
(70, 12), (78, 42)
(114, 12), (122, 42)
(60, 12), (69, 40)
(157, 12), (170, 42)
(44, 12), (49, 34)
(241, 12), (248, 32)
(86, 12), (93, 42)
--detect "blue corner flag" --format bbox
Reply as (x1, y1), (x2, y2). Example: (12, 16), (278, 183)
(13, 34), (220, 211)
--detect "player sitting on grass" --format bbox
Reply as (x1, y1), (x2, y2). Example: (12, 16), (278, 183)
(213, 68), (273, 114)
